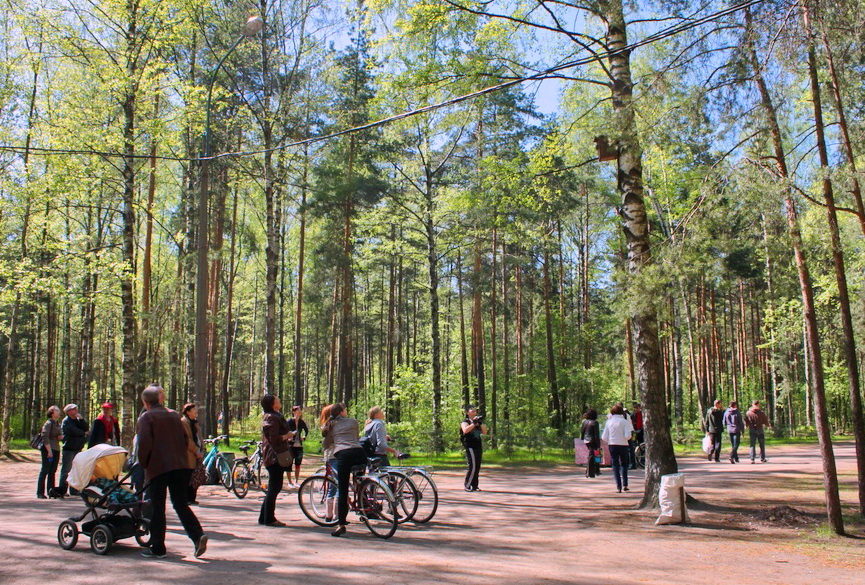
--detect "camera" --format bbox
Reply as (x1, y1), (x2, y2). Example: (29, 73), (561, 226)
(472, 416), (484, 425)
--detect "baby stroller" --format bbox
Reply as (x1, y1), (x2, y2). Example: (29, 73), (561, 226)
(57, 443), (151, 555)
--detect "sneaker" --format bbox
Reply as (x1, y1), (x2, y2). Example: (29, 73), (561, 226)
(751, 460), (755, 464)
(729, 459), (735, 464)
(141, 549), (167, 559)
(465, 487), (474, 492)
(36, 494), (47, 499)
(194, 534), (208, 558)
(266, 521), (287, 527)
(331, 524), (346, 537)
(623, 486), (629, 492)
(474, 487), (482, 492)
(761, 459), (768, 463)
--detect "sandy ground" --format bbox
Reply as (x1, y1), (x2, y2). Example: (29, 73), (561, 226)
(0, 442), (862, 585)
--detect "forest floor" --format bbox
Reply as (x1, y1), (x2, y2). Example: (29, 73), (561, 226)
(0, 442), (862, 585)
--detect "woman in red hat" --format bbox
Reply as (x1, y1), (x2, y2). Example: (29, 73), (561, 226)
(88, 401), (121, 447)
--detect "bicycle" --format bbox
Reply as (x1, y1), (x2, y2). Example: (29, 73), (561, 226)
(298, 461), (399, 538)
(202, 435), (233, 490)
(634, 442), (646, 469)
(230, 440), (267, 499)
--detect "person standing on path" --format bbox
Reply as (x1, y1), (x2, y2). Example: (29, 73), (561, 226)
(723, 401), (744, 464)
(601, 404), (633, 493)
(460, 406), (488, 492)
(286, 405), (309, 487)
(88, 401), (120, 447)
(745, 400), (771, 463)
(705, 399), (725, 463)
(321, 403), (367, 537)
(258, 394), (294, 527)
(137, 385), (207, 559)
(36, 406), (63, 499)
(58, 404), (89, 496)
(580, 409), (601, 478)
(180, 403), (204, 504)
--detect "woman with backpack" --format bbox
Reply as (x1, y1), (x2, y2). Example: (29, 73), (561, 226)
(321, 403), (366, 537)
(580, 409), (601, 478)
(36, 406), (64, 499)
(363, 406), (398, 467)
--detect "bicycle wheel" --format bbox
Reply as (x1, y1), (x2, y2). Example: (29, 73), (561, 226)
(232, 460), (250, 499)
(217, 456), (233, 489)
(381, 470), (419, 524)
(298, 475), (338, 527)
(406, 469), (439, 523)
(256, 461), (270, 492)
(636, 443), (646, 469)
(357, 478), (398, 539)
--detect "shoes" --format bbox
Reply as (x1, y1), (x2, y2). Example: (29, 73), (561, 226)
(623, 486), (630, 492)
(761, 459), (768, 463)
(189, 500), (199, 505)
(324, 517), (333, 523)
(36, 494), (47, 499)
(141, 549), (167, 559)
(714, 459), (720, 463)
(474, 487), (482, 492)
(331, 525), (346, 537)
(194, 534), (208, 558)
(729, 459), (735, 464)
(617, 488), (622, 493)
(707, 453), (713, 462)
(465, 487), (474, 492)
(266, 521), (287, 527)
(751, 460), (755, 464)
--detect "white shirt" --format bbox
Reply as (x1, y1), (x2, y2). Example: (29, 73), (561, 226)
(602, 414), (634, 446)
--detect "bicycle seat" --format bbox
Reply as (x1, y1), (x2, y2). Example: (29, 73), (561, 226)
(239, 445), (251, 454)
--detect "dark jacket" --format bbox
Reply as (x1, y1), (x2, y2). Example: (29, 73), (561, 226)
(723, 408), (744, 434)
(88, 416), (120, 448)
(705, 407), (724, 434)
(745, 407), (770, 431)
(62, 416), (89, 452)
(136, 405), (189, 480)
(261, 411), (291, 467)
(287, 418), (309, 446)
(581, 419), (600, 450)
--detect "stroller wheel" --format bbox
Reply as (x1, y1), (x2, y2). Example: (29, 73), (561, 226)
(135, 518), (151, 547)
(58, 520), (78, 550)
(90, 524), (113, 555)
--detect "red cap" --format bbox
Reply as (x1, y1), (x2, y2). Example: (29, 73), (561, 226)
(101, 401), (114, 409)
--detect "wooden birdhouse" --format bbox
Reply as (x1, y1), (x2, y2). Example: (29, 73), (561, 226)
(594, 135), (619, 162)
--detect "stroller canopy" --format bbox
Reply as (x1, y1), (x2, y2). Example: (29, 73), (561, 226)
(68, 444), (128, 491)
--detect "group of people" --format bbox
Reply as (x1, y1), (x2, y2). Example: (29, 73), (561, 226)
(580, 403), (640, 493)
(36, 401), (120, 499)
(705, 399), (771, 464)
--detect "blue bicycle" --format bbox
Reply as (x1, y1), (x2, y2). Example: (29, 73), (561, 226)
(202, 435), (233, 490)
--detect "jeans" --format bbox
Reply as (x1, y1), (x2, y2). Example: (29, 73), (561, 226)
(335, 447), (368, 525)
(58, 449), (81, 495)
(464, 446), (482, 490)
(729, 432), (741, 461)
(259, 463), (288, 525)
(37, 446), (60, 496)
(710, 432), (723, 462)
(148, 468), (203, 555)
(749, 429), (766, 461)
(609, 444), (629, 490)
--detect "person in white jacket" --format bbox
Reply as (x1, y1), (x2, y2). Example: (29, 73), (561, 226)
(601, 404), (634, 493)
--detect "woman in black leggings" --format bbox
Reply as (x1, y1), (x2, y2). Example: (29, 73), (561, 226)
(258, 394), (294, 526)
(321, 403), (367, 537)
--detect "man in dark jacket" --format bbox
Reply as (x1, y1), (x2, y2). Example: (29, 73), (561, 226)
(745, 400), (771, 463)
(705, 399), (725, 463)
(58, 404), (89, 496)
(137, 385), (207, 559)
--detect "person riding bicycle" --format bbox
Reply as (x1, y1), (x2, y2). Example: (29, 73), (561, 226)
(364, 406), (399, 468)
(321, 403), (367, 537)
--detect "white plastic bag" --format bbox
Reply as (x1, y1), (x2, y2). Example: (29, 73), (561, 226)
(701, 434), (712, 455)
(656, 473), (690, 525)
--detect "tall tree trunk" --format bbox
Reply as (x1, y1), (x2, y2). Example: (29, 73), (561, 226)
(746, 5), (843, 533)
(293, 148), (309, 405)
(543, 246), (561, 429)
(804, 1), (865, 517)
(457, 251), (470, 406)
(601, 0), (676, 507)
(471, 244), (485, 412)
(425, 185), (443, 451)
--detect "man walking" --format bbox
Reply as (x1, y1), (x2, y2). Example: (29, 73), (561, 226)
(58, 404), (89, 496)
(723, 401), (744, 464)
(745, 400), (771, 463)
(705, 399), (724, 463)
(460, 406), (488, 492)
(137, 385), (207, 559)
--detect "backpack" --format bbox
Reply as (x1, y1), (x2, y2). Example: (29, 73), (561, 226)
(359, 435), (377, 458)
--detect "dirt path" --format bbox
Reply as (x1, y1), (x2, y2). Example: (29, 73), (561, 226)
(1, 442), (862, 585)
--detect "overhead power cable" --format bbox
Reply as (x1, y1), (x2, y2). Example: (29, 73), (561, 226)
(0, 0), (764, 163)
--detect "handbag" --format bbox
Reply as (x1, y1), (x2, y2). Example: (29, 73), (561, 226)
(702, 433), (713, 455)
(29, 433), (44, 450)
(190, 462), (207, 489)
(276, 448), (294, 468)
